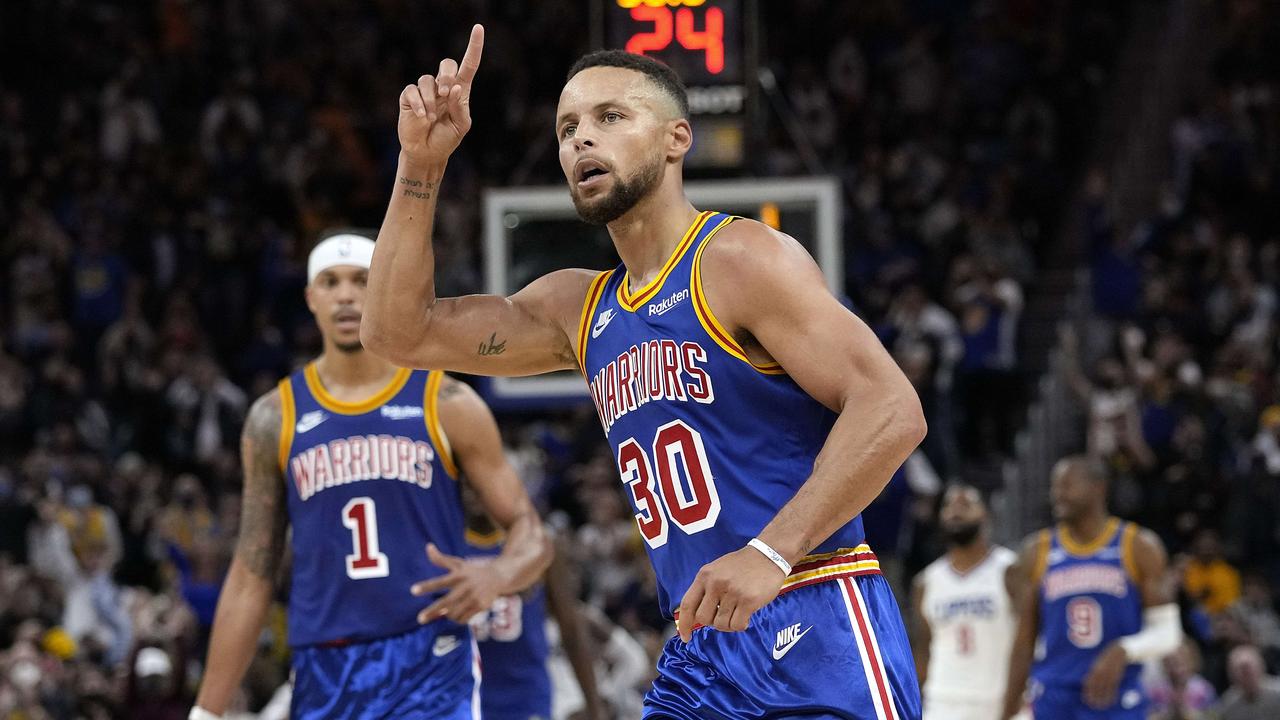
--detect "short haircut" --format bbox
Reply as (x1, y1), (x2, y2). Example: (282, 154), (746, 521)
(943, 481), (984, 504)
(567, 50), (690, 118)
(1054, 454), (1107, 483)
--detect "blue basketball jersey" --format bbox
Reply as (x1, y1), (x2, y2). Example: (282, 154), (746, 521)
(1032, 518), (1144, 690)
(278, 364), (468, 647)
(576, 211), (869, 618)
(466, 529), (552, 720)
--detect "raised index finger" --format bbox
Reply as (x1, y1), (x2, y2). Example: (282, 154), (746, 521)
(458, 24), (484, 84)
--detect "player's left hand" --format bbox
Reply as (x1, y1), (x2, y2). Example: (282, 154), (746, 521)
(675, 546), (788, 642)
(411, 543), (501, 625)
(1082, 642), (1128, 709)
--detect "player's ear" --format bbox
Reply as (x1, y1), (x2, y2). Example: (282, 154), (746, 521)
(303, 284), (318, 314)
(666, 118), (693, 162)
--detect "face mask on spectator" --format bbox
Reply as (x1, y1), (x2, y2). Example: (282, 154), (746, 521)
(9, 660), (40, 691)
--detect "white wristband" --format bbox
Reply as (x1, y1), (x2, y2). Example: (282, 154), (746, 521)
(189, 708), (222, 720)
(748, 538), (792, 576)
(1116, 603), (1182, 662)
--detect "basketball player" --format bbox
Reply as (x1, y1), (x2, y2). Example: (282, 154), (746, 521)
(464, 514), (607, 720)
(911, 484), (1018, 720)
(363, 26), (927, 719)
(189, 234), (552, 720)
(1001, 456), (1182, 719)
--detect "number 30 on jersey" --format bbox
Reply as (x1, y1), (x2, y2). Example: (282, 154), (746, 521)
(618, 419), (721, 548)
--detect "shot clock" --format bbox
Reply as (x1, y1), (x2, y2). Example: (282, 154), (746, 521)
(600, 0), (757, 170)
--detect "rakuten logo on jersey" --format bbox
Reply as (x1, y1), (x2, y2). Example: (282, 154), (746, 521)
(290, 434), (435, 501)
(648, 289), (689, 316)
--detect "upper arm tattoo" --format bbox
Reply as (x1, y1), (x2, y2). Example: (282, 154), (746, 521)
(236, 390), (288, 582)
(477, 332), (507, 356)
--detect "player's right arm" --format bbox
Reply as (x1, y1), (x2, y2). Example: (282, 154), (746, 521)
(362, 24), (593, 377)
(1002, 532), (1044, 720)
(909, 573), (931, 688)
(193, 390), (288, 717)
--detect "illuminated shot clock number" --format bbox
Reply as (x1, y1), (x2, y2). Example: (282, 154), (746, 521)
(625, 5), (725, 75)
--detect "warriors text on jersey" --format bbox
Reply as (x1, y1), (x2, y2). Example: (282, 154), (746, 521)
(278, 364), (468, 647)
(1032, 518), (1145, 698)
(919, 546), (1016, 705)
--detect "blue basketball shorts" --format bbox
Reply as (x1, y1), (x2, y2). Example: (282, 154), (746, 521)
(645, 573), (922, 720)
(1029, 680), (1146, 720)
(290, 621), (478, 719)
(476, 653), (552, 720)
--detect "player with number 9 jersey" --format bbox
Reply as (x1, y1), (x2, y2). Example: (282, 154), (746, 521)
(1027, 518), (1145, 714)
(1003, 457), (1177, 720)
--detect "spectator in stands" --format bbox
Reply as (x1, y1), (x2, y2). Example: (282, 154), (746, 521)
(1230, 573), (1280, 665)
(1215, 645), (1280, 720)
(1184, 529), (1242, 616)
(1252, 405), (1280, 478)
(1146, 639), (1217, 719)
(28, 487), (132, 667)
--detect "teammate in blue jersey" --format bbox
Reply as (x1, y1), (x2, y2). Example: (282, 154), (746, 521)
(1002, 456), (1182, 719)
(189, 233), (552, 720)
(464, 515), (607, 720)
(365, 26), (928, 719)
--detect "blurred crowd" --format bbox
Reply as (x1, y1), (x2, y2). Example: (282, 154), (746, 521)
(3, 0), (1275, 717)
(1058, 1), (1280, 717)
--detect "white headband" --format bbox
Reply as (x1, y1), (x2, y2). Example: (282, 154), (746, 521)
(307, 234), (376, 283)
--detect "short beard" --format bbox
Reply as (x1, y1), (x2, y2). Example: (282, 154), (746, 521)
(943, 522), (983, 548)
(335, 339), (364, 354)
(571, 155), (663, 226)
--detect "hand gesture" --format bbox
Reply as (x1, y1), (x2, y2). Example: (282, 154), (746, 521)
(398, 24), (484, 168)
(411, 543), (502, 625)
(675, 546), (787, 642)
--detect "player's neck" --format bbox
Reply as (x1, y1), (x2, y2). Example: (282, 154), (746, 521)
(1063, 512), (1111, 546)
(313, 346), (400, 396)
(607, 185), (700, 288)
(947, 539), (991, 574)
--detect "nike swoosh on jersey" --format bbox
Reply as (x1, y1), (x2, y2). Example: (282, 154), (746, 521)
(592, 309), (616, 339)
(772, 625), (812, 660)
(295, 411), (327, 434)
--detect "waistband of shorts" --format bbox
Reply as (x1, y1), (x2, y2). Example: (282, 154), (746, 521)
(778, 543), (880, 594)
(675, 544), (880, 630)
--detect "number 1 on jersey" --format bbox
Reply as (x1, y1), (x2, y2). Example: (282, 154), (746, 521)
(343, 497), (390, 579)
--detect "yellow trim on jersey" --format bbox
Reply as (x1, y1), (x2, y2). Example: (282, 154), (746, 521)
(276, 379), (295, 473)
(303, 363), (411, 415)
(689, 216), (786, 375)
(1057, 517), (1121, 557)
(575, 270), (615, 374)
(616, 211), (713, 312)
(465, 526), (506, 548)
(1120, 522), (1141, 583)
(1031, 529), (1051, 585)
(424, 370), (459, 479)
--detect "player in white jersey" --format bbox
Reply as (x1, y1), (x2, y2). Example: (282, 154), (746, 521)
(911, 484), (1019, 720)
